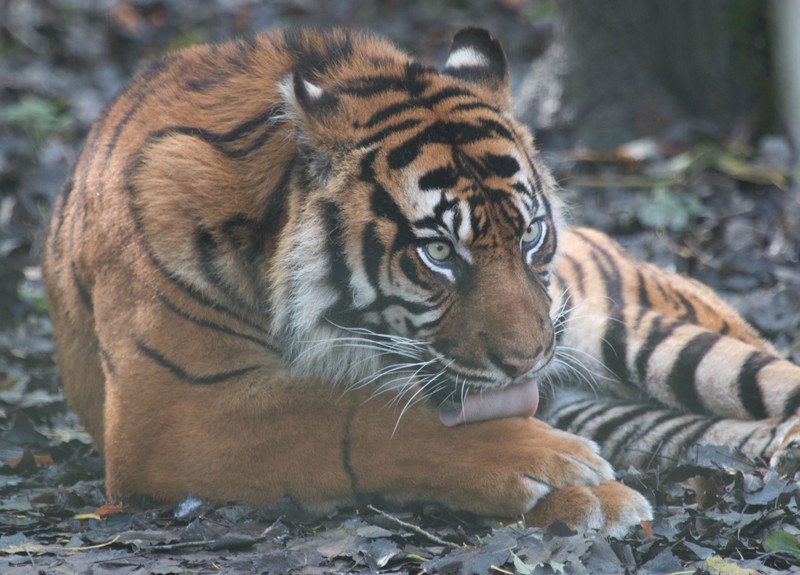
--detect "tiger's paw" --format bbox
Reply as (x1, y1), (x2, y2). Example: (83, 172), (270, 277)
(525, 481), (653, 538)
(769, 419), (800, 476)
(413, 418), (618, 518)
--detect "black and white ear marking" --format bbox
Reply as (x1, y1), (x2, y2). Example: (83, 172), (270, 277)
(291, 69), (338, 116)
(444, 27), (509, 103)
(281, 70), (338, 184)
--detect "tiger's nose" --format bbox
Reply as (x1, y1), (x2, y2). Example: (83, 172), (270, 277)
(490, 354), (542, 378)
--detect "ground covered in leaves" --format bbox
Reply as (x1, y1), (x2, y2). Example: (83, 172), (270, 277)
(2, 1), (800, 573)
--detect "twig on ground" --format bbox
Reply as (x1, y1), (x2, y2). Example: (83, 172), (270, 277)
(366, 504), (462, 549)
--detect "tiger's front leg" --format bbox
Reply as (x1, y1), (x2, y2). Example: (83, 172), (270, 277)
(103, 351), (650, 534)
(548, 227), (800, 471)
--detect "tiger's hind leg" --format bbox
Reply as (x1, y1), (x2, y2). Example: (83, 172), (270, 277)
(544, 389), (799, 470)
(547, 227), (800, 472)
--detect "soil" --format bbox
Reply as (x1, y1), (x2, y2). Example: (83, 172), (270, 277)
(1, 1), (799, 573)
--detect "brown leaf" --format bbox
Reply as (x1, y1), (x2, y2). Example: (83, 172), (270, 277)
(95, 502), (125, 517)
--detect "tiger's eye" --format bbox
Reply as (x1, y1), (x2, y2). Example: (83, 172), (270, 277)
(425, 240), (452, 261)
(521, 221), (542, 244)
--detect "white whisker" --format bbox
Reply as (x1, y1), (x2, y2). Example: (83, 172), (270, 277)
(392, 359), (454, 435)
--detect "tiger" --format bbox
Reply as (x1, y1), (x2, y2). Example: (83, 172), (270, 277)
(40, 26), (796, 538)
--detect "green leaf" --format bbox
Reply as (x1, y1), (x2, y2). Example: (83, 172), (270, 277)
(0, 96), (71, 148)
(511, 552), (535, 575)
(704, 555), (758, 574)
(637, 185), (704, 232)
(763, 530), (800, 558)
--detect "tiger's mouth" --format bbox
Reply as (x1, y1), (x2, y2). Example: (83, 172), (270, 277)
(437, 377), (540, 427)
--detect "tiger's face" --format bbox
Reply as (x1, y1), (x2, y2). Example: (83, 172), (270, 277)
(272, 29), (559, 421)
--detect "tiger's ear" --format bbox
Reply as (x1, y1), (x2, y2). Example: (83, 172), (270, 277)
(444, 28), (511, 110)
(290, 69), (339, 118)
(282, 70), (341, 183)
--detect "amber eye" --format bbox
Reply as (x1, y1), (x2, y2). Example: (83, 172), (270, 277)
(521, 220), (543, 246)
(423, 240), (453, 262)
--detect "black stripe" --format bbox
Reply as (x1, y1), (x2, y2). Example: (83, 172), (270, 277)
(554, 401), (607, 433)
(402, 299), (452, 334)
(322, 201), (350, 286)
(672, 417), (722, 453)
(483, 153), (520, 178)
(356, 118), (423, 149)
(737, 351), (776, 419)
(589, 405), (654, 445)
(136, 340), (260, 385)
(318, 201), (356, 326)
(75, 104), (112, 198)
(359, 100), (420, 129)
(607, 410), (678, 464)
(194, 227), (254, 312)
(413, 194), (460, 232)
(386, 120), (509, 170)
(575, 231), (629, 386)
(447, 101), (502, 115)
(673, 290), (698, 323)
(282, 28), (354, 78)
(98, 55), (177, 182)
(634, 269), (651, 324)
(342, 409), (359, 495)
(341, 74), (428, 98)
(47, 175), (74, 257)
(550, 401), (593, 431)
(405, 62), (433, 98)
(666, 332), (722, 413)
(184, 39), (256, 92)
(651, 276), (679, 314)
(156, 293), (280, 355)
(758, 420), (785, 458)
(558, 254), (586, 298)
(71, 262), (93, 312)
(366, 188), (415, 252)
(363, 293), (437, 318)
(257, 162), (293, 233)
(736, 426), (761, 452)
(635, 316), (678, 384)
(398, 251), (431, 290)
(784, 388), (800, 418)
(149, 105), (284, 160)
(359, 86), (474, 129)
(419, 166), (459, 192)
(422, 86), (475, 108)
(570, 403), (618, 435)
(362, 221), (386, 290)
(98, 345), (115, 377)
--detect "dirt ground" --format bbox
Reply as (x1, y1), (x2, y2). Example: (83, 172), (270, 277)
(2, 1), (800, 573)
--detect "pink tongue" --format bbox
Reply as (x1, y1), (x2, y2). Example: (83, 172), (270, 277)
(438, 378), (539, 427)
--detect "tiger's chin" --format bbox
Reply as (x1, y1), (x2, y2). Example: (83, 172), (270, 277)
(437, 377), (540, 427)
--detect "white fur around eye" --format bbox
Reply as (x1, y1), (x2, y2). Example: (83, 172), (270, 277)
(521, 220), (547, 257)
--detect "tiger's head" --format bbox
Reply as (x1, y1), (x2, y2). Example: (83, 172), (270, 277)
(271, 28), (560, 424)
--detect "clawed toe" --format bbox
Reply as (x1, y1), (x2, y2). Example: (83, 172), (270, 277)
(525, 481), (652, 537)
